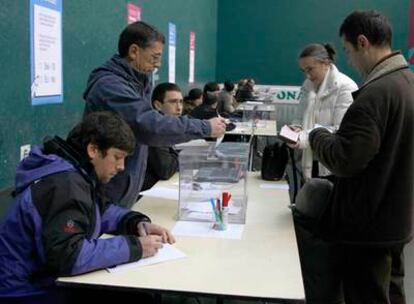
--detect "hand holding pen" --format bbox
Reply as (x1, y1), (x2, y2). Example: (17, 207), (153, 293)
(137, 222), (176, 244)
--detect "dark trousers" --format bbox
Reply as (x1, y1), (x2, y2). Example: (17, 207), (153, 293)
(340, 244), (406, 304)
(294, 219), (344, 304)
(295, 218), (407, 304)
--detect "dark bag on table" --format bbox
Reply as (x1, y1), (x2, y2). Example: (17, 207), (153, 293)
(261, 141), (288, 181)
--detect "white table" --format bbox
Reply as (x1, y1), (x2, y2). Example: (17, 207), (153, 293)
(237, 102), (276, 113)
(57, 173), (304, 302)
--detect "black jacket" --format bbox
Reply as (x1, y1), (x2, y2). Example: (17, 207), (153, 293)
(309, 53), (414, 246)
(142, 146), (179, 191)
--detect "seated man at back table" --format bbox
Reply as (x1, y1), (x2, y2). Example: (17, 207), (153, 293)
(190, 91), (221, 120)
(0, 112), (174, 303)
(142, 83), (182, 190)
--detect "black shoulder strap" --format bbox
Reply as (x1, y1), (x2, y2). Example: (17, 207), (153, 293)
(288, 147), (298, 204)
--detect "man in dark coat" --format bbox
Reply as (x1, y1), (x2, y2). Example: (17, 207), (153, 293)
(309, 10), (414, 304)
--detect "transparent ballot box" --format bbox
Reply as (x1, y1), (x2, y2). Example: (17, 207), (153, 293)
(178, 142), (249, 224)
(241, 102), (276, 126)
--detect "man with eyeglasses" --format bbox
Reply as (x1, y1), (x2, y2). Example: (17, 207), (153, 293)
(141, 82), (183, 191)
(83, 21), (226, 208)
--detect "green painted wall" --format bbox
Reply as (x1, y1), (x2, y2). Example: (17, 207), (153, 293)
(216, 0), (411, 86)
(0, 0), (410, 189)
(0, 0), (217, 189)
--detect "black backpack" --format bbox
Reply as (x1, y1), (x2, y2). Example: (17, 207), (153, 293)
(261, 141), (288, 180)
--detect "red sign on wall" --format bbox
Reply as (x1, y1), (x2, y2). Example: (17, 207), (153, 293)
(127, 3), (141, 24)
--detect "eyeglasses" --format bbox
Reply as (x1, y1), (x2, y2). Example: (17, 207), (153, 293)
(165, 99), (184, 106)
(149, 52), (162, 64)
(142, 48), (162, 64)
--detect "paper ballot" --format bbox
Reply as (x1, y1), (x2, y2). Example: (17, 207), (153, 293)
(107, 244), (186, 273)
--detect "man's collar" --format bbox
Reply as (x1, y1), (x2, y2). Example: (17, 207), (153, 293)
(362, 51), (408, 87)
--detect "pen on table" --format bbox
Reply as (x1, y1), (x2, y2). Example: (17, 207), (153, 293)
(222, 192), (231, 207)
(218, 198), (223, 225)
(139, 221), (149, 236)
(210, 198), (220, 221)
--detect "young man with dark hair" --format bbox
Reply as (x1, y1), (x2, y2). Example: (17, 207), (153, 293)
(0, 112), (174, 303)
(202, 81), (220, 94)
(190, 91), (220, 120)
(142, 82), (183, 190)
(183, 88), (203, 115)
(83, 21), (226, 208)
(308, 10), (414, 303)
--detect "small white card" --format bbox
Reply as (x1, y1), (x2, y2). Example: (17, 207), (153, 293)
(279, 125), (300, 144)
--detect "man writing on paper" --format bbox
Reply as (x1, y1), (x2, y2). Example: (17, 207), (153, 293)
(0, 112), (174, 303)
(309, 10), (414, 303)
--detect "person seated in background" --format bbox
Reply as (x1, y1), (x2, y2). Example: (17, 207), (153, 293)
(190, 81), (226, 120)
(183, 87), (203, 115)
(0, 112), (175, 303)
(203, 81), (220, 95)
(190, 91), (221, 120)
(142, 83), (182, 191)
(217, 80), (238, 114)
(235, 78), (256, 102)
(235, 79), (247, 100)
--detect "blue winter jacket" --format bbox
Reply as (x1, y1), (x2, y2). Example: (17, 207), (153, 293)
(83, 55), (211, 207)
(0, 138), (149, 298)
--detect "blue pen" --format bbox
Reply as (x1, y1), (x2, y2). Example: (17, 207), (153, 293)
(210, 198), (220, 221)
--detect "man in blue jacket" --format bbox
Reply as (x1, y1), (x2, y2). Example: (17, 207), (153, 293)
(0, 112), (175, 303)
(83, 21), (226, 208)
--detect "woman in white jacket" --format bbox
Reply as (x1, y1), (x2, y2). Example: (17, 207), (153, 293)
(290, 43), (358, 304)
(290, 43), (358, 182)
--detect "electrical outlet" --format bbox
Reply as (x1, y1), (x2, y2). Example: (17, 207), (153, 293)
(20, 144), (31, 160)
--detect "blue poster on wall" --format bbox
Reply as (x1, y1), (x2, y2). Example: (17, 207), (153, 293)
(168, 22), (176, 83)
(30, 0), (63, 106)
